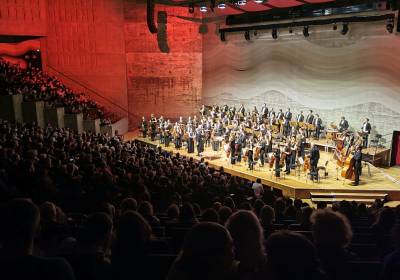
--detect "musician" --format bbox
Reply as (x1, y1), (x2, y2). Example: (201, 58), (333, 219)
(283, 142), (291, 174)
(187, 128), (195, 153)
(236, 130), (246, 162)
(247, 145), (254, 170)
(229, 137), (236, 164)
(277, 109), (284, 122)
(284, 108), (292, 137)
(310, 144), (320, 181)
(252, 106), (258, 116)
(196, 126), (204, 156)
(339, 116), (349, 132)
(274, 148), (281, 178)
(297, 129), (306, 158)
(259, 136), (266, 167)
(140, 116), (147, 138)
(296, 111), (305, 123)
(269, 112), (276, 126)
(305, 110), (314, 138)
(361, 117), (371, 148)
(261, 103), (268, 118)
(313, 114), (322, 140)
(239, 104), (245, 117)
(164, 125), (171, 147)
(268, 109), (275, 120)
(173, 122), (182, 149)
(200, 104), (206, 117)
(353, 145), (363, 186)
(289, 136), (297, 170)
(150, 114), (157, 141)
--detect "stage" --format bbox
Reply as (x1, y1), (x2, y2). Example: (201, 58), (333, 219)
(126, 132), (400, 203)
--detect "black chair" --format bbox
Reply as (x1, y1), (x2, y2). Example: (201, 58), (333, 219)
(343, 261), (381, 280)
(349, 243), (379, 261)
(144, 254), (178, 280)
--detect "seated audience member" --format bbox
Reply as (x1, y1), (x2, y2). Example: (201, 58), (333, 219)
(167, 222), (237, 280)
(252, 178), (264, 199)
(274, 198), (286, 223)
(138, 201), (160, 226)
(260, 205), (275, 230)
(0, 198), (75, 280)
(167, 203), (180, 221)
(381, 225), (400, 280)
(223, 196), (237, 211)
(66, 213), (113, 280)
(39, 201), (69, 256)
(218, 206), (232, 225)
(178, 203), (199, 225)
(311, 209), (358, 279)
(201, 208), (219, 223)
(119, 197), (138, 214)
(264, 231), (325, 280)
(253, 199), (265, 217)
(111, 211), (152, 279)
(370, 207), (396, 257)
(226, 211), (267, 279)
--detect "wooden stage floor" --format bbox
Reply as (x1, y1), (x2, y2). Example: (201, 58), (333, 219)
(125, 132), (400, 201)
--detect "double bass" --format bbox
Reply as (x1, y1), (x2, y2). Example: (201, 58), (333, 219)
(340, 135), (356, 180)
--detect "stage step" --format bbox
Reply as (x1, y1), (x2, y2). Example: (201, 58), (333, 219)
(310, 192), (387, 205)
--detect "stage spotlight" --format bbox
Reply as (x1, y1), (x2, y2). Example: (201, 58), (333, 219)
(244, 30), (250, 41)
(217, 1), (226, 9)
(333, 23), (337, 30)
(341, 23), (349, 35)
(303, 26), (309, 37)
(220, 31), (226, 42)
(188, 3), (194, 13)
(254, 0), (264, 3)
(237, 0), (247, 6)
(200, 3), (208, 12)
(272, 28), (278, 40)
(386, 18), (394, 33)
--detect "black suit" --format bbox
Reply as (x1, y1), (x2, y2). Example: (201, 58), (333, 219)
(353, 150), (362, 185)
(339, 119), (349, 132)
(230, 140), (236, 164)
(314, 117), (322, 139)
(296, 114), (304, 123)
(310, 146), (320, 180)
(305, 114), (314, 137)
(361, 122), (372, 147)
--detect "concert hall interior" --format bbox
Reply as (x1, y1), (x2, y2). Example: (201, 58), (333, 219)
(1, 1), (400, 280)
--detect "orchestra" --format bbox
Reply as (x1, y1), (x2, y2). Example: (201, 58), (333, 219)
(139, 104), (371, 184)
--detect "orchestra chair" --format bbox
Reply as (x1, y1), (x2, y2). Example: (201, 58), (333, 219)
(317, 161), (329, 180)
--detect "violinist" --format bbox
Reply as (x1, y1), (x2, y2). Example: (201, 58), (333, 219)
(230, 136), (236, 164)
(173, 122), (182, 149)
(289, 136), (297, 170)
(259, 136), (266, 167)
(283, 142), (291, 175)
(187, 128), (195, 153)
(196, 126), (204, 156)
(284, 108), (292, 137)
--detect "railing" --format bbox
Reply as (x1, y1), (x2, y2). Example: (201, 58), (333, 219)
(44, 65), (140, 122)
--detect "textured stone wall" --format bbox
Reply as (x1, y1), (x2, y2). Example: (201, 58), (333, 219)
(43, 0), (128, 118)
(124, 0), (202, 127)
(0, 0), (47, 36)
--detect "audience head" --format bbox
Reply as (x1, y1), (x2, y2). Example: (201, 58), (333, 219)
(39, 201), (57, 223)
(202, 208), (219, 223)
(1, 198), (40, 254)
(120, 197), (138, 214)
(266, 231), (321, 280)
(173, 222), (235, 279)
(226, 210), (265, 262)
(167, 203), (180, 220)
(260, 205), (275, 227)
(114, 211), (151, 256)
(311, 209), (352, 249)
(218, 206), (232, 225)
(223, 196), (236, 210)
(375, 207), (396, 231)
(138, 201), (154, 217)
(78, 212), (113, 251)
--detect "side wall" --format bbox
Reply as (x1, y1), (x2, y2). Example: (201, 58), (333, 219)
(124, 0), (202, 127)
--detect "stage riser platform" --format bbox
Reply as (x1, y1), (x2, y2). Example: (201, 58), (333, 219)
(133, 137), (400, 201)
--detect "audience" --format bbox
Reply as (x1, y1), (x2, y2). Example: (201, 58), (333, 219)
(167, 222), (237, 280)
(0, 198), (75, 280)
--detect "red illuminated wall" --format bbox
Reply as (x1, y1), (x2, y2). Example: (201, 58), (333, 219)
(43, 0), (128, 118)
(0, 0), (47, 36)
(0, 0), (203, 128)
(124, 1), (202, 127)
